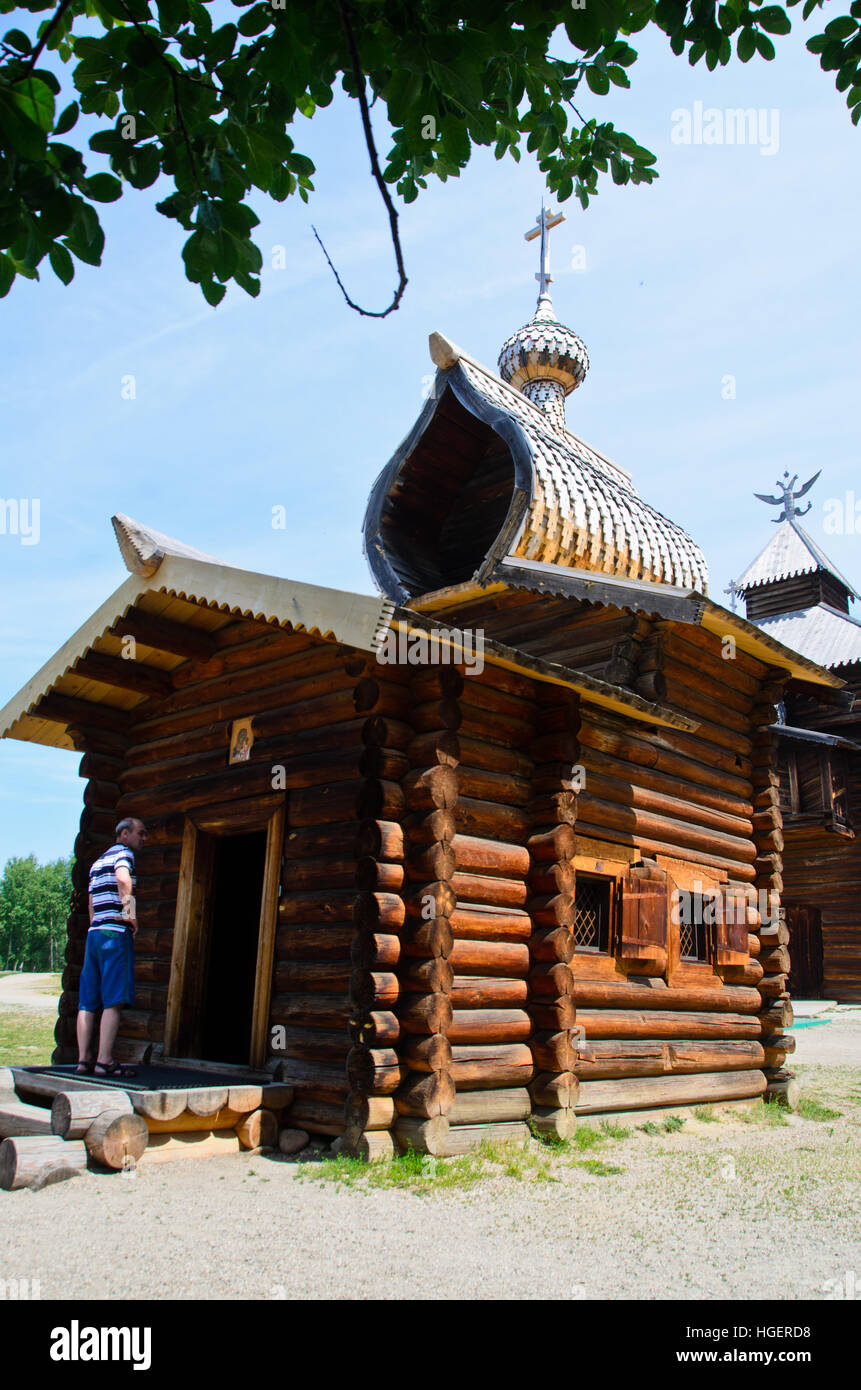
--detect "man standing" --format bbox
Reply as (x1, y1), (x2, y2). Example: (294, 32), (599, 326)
(76, 817), (147, 1078)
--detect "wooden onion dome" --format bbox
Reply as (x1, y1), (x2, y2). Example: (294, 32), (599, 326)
(497, 289), (589, 435)
(363, 208), (708, 605)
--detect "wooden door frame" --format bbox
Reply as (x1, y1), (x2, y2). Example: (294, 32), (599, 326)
(163, 793), (285, 1069)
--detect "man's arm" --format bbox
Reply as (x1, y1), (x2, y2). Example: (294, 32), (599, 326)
(88, 892), (94, 926)
(115, 865), (137, 936)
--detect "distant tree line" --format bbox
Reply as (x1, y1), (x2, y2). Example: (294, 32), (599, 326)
(0, 855), (72, 972)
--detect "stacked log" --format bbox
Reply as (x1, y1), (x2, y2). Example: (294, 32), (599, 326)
(439, 665), (535, 1154)
(526, 686), (580, 1140)
(750, 668), (797, 1106)
(389, 666), (459, 1158)
(343, 690), (414, 1160)
(275, 657), (409, 1138)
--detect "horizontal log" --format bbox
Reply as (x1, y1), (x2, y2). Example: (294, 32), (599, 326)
(575, 1039), (765, 1080)
(278, 890), (356, 925)
(361, 716), (414, 751)
(577, 1008), (760, 1039)
(400, 958), (454, 995)
(450, 903), (532, 943)
(354, 819), (405, 861)
(529, 1072), (579, 1108)
(575, 1069), (767, 1114)
(343, 1093), (396, 1132)
(393, 1115), (450, 1155)
(394, 1071), (456, 1118)
(402, 1035), (452, 1074)
(349, 970), (399, 1010)
(276, 926), (354, 961)
(406, 842), (457, 882)
(275, 961), (352, 994)
(456, 765), (532, 809)
(352, 892), (406, 933)
(531, 1031), (578, 1072)
(450, 871), (528, 909)
(348, 1011), (400, 1046)
(346, 1046), (406, 1096)
(454, 796), (530, 842)
(449, 977), (529, 1009)
(451, 834), (531, 879)
(527, 824), (578, 863)
(448, 1043), (534, 1088)
(51, 1089), (133, 1139)
(448, 1009), (531, 1044)
(399, 916), (454, 960)
(572, 980), (762, 1014)
(273, 1027), (351, 1064)
(399, 995), (453, 1036)
(0, 1135), (88, 1190)
(447, 939), (530, 977)
(270, 994), (350, 1029)
(446, 1088), (531, 1125)
(434, 1121), (532, 1156)
(289, 1099), (346, 1138)
(278, 1059), (349, 1103)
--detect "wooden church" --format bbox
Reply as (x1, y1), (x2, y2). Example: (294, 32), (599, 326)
(732, 480), (860, 1001)
(0, 210), (849, 1159)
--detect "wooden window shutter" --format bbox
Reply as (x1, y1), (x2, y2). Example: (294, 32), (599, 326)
(620, 864), (668, 962)
(715, 887), (749, 968)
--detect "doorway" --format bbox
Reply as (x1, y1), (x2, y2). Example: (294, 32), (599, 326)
(199, 830), (267, 1066)
(164, 795), (285, 1069)
(785, 902), (824, 998)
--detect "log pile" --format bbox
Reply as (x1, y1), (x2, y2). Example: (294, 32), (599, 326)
(342, 670), (415, 1160)
(526, 686), (580, 1140)
(750, 668), (797, 1106)
(390, 666), (459, 1157)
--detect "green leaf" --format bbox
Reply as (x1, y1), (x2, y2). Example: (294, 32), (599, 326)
(10, 77), (55, 134)
(754, 31), (776, 57)
(737, 27), (756, 60)
(237, 4), (270, 36)
(4, 29), (32, 54)
(757, 6), (792, 34)
(0, 252), (15, 298)
(200, 277), (226, 305)
(585, 65), (610, 94)
(825, 15), (857, 38)
(86, 173), (123, 202)
(48, 240), (74, 284)
(54, 101), (79, 135)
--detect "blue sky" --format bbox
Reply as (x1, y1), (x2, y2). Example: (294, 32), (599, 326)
(1, 15), (859, 865)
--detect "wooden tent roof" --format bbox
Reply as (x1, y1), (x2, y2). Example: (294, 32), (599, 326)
(0, 518), (394, 752)
(735, 517), (858, 599)
(364, 331), (709, 604)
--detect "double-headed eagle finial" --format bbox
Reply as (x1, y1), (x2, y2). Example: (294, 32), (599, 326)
(754, 469), (821, 523)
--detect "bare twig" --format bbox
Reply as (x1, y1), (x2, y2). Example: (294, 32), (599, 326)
(313, 0), (407, 317)
(12, 0), (75, 79)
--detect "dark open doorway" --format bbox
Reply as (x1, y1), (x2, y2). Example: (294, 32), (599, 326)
(785, 902), (825, 998)
(199, 830), (267, 1066)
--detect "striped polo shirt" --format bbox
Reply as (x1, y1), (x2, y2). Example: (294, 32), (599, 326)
(88, 843), (135, 932)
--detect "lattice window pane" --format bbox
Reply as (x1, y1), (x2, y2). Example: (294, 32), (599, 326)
(679, 894), (710, 962)
(574, 877), (611, 953)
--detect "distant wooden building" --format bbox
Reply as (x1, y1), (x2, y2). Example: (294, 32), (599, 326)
(0, 217), (848, 1154)
(733, 484), (861, 1000)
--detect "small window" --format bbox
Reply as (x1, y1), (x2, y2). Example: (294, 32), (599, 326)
(573, 875), (613, 953)
(678, 893), (713, 963)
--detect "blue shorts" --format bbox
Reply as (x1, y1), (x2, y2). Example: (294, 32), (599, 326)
(79, 929), (135, 1011)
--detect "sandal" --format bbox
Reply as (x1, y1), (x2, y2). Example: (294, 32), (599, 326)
(76, 1061), (94, 1075)
(94, 1060), (137, 1079)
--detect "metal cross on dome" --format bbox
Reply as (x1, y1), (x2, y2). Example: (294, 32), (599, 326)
(525, 203), (565, 296)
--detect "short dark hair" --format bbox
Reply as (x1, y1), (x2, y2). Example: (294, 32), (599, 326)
(116, 817), (143, 838)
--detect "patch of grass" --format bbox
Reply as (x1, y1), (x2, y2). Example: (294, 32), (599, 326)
(598, 1119), (631, 1139)
(797, 1097), (842, 1122)
(694, 1105), (719, 1123)
(0, 1004), (56, 1066)
(572, 1124), (605, 1151)
(662, 1115), (685, 1133)
(736, 1100), (789, 1127)
(640, 1121), (659, 1135)
(574, 1158), (625, 1177)
(526, 1116), (570, 1149)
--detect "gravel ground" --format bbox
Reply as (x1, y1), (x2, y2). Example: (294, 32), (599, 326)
(0, 974), (61, 1009)
(2, 1007), (859, 1301)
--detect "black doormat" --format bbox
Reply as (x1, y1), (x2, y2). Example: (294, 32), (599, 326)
(19, 1064), (268, 1093)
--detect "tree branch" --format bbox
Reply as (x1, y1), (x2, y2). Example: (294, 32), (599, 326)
(115, 0), (202, 197)
(13, 0), (75, 79)
(313, 0), (406, 318)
